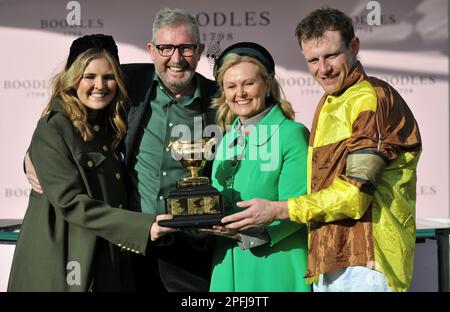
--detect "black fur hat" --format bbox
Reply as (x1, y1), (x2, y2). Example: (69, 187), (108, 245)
(66, 34), (119, 69)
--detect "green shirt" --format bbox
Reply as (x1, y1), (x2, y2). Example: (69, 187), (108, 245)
(131, 76), (205, 214)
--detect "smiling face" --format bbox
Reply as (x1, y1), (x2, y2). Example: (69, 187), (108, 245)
(76, 56), (117, 110)
(148, 23), (205, 97)
(222, 61), (271, 121)
(301, 30), (359, 94)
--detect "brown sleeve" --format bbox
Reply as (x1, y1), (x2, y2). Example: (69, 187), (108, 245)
(347, 77), (422, 162)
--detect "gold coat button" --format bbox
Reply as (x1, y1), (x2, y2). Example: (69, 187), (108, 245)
(115, 173), (121, 180)
(102, 145), (109, 152)
(87, 160), (94, 168)
(93, 125), (100, 132)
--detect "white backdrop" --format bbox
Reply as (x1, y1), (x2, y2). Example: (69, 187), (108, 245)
(0, 0), (448, 219)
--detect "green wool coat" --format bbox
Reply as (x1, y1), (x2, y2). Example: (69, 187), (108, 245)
(8, 104), (154, 292)
(209, 105), (311, 292)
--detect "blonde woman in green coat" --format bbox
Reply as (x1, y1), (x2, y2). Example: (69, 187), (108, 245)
(207, 42), (310, 291)
(7, 35), (168, 291)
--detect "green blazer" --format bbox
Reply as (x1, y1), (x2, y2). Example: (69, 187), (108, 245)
(210, 105), (310, 292)
(8, 103), (154, 291)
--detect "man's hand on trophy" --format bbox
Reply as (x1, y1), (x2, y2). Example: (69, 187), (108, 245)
(150, 214), (178, 241)
(182, 228), (209, 238)
(197, 226), (241, 241)
(25, 152), (43, 194)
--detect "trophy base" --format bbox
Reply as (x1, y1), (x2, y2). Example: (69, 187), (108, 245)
(158, 213), (226, 229)
(162, 184), (225, 229)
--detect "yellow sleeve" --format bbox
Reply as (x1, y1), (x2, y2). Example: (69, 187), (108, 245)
(287, 176), (373, 224)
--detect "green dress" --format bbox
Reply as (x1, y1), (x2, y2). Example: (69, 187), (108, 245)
(210, 105), (310, 292)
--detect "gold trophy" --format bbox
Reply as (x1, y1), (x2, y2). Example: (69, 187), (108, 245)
(158, 138), (224, 228)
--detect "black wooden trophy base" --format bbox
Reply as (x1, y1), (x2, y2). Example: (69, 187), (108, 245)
(158, 184), (224, 229)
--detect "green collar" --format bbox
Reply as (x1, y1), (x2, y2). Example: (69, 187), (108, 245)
(230, 104), (287, 146)
(152, 74), (201, 107)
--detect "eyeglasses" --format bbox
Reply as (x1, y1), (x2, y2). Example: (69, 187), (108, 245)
(154, 44), (199, 57)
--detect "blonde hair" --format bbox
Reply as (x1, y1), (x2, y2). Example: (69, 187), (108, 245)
(43, 49), (127, 149)
(212, 54), (295, 131)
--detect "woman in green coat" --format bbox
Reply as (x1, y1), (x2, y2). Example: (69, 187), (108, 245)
(7, 35), (162, 291)
(208, 42), (310, 291)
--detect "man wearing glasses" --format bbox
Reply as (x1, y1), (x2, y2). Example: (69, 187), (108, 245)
(121, 8), (217, 291)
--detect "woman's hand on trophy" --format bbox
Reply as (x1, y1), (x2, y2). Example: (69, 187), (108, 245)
(150, 214), (178, 241)
(221, 199), (290, 231)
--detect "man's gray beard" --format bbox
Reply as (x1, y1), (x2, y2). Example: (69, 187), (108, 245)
(156, 68), (195, 95)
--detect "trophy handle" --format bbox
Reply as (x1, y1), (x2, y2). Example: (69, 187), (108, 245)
(203, 137), (217, 160)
